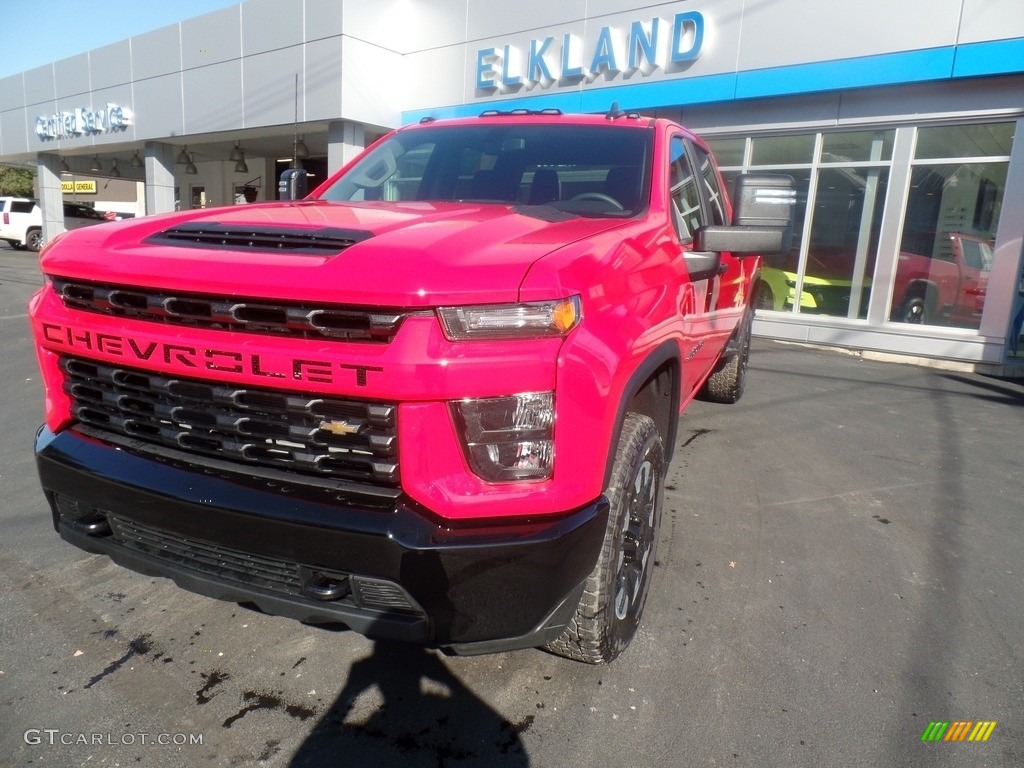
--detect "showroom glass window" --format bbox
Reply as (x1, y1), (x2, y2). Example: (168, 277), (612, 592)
(889, 122), (1012, 328)
(707, 130), (894, 318)
(809, 132), (893, 320)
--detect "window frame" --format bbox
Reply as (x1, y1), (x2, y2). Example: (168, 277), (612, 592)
(667, 135), (706, 244)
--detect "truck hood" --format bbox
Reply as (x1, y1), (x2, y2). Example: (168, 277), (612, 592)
(40, 200), (628, 307)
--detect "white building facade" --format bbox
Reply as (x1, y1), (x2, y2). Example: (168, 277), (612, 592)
(2, 0), (1023, 373)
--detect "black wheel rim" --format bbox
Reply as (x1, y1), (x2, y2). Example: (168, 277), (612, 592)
(904, 300), (925, 323)
(614, 456), (658, 621)
(737, 311), (752, 379)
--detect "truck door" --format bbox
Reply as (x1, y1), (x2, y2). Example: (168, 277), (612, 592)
(951, 233), (992, 325)
(689, 140), (749, 318)
(667, 136), (738, 394)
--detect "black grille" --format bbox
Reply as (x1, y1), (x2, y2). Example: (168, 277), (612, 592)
(110, 515), (304, 594)
(144, 222), (372, 255)
(104, 514), (421, 613)
(61, 357), (399, 485)
(52, 278), (410, 342)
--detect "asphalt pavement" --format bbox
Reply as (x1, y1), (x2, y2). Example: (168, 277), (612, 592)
(1, 244), (1021, 767)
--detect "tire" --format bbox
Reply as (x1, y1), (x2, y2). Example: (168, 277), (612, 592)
(26, 228), (43, 252)
(700, 306), (752, 404)
(545, 413), (664, 664)
(755, 280), (775, 311)
(899, 296), (928, 324)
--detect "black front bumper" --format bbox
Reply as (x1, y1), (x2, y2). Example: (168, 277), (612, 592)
(35, 425), (609, 655)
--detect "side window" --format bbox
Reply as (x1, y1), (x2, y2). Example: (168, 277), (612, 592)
(960, 237), (994, 271)
(691, 144), (727, 226)
(390, 144), (435, 201)
(669, 137), (703, 241)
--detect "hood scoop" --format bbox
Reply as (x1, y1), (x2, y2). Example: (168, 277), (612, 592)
(145, 222), (373, 255)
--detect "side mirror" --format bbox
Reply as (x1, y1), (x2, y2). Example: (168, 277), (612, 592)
(694, 173), (796, 255)
(278, 168), (308, 200)
(731, 173), (797, 229)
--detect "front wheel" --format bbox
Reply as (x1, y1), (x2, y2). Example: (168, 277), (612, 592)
(545, 413), (664, 664)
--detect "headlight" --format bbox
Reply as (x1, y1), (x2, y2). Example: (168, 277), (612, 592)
(450, 392), (555, 482)
(437, 297), (580, 340)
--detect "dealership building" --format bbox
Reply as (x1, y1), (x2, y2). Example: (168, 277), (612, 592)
(1, 0), (1022, 374)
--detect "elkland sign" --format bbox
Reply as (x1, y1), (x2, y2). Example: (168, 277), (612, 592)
(36, 103), (132, 141)
(475, 11), (705, 92)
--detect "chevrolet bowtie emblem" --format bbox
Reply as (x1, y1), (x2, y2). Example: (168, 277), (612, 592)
(319, 419), (360, 436)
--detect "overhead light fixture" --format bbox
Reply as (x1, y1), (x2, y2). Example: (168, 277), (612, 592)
(130, 150), (143, 168)
(185, 153), (198, 175)
(295, 136), (309, 159)
(59, 158), (70, 173)
(109, 159), (121, 178)
(289, 158), (304, 169)
(230, 141), (246, 172)
(89, 156), (102, 173)
(176, 145), (190, 164)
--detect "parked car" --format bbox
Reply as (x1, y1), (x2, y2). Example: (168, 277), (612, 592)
(63, 201), (110, 231)
(892, 232), (992, 327)
(0, 197), (43, 251)
(0, 197), (111, 252)
(757, 232), (992, 328)
(756, 246), (871, 317)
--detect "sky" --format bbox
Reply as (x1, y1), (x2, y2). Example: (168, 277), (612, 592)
(0, 0), (245, 80)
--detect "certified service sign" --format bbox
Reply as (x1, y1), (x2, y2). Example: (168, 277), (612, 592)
(36, 104), (133, 141)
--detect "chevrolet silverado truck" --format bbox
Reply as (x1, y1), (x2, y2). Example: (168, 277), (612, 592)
(29, 109), (794, 663)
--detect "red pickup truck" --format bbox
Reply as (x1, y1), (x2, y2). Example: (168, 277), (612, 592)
(758, 232), (992, 328)
(29, 109), (793, 663)
(892, 232), (993, 327)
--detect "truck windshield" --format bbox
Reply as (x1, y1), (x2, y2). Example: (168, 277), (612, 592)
(318, 123), (653, 217)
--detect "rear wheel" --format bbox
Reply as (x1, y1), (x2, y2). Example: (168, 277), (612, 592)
(26, 228), (42, 252)
(545, 413), (664, 664)
(900, 296), (928, 324)
(700, 305), (752, 404)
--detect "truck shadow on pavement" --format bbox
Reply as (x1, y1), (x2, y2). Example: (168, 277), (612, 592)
(936, 371), (1024, 406)
(287, 639), (531, 767)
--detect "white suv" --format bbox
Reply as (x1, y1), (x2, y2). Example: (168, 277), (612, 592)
(0, 197), (110, 252)
(0, 197), (43, 251)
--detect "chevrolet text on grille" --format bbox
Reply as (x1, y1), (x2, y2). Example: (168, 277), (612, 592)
(41, 323), (383, 387)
